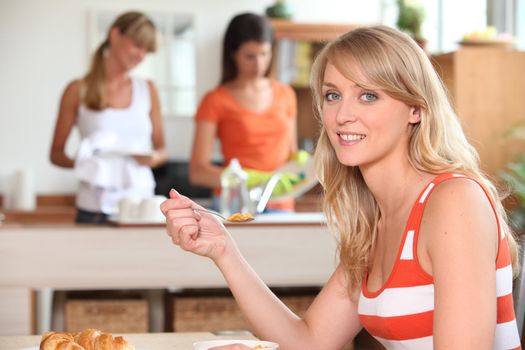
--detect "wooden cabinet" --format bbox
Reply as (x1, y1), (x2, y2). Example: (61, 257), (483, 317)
(270, 20), (358, 148)
(432, 48), (525, 176)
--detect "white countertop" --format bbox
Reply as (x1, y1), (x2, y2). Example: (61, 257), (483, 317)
(249, 212), (325, 224)
(103, 211), (326, 227)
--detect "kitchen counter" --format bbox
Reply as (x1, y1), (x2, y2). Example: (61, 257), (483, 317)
(0, 214), (336, 335)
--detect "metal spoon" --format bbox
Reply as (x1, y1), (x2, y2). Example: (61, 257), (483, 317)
(193, 208), (254, 223)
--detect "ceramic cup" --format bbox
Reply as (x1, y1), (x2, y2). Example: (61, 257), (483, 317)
(118, 197), (141, 221)
(138, 195), (167, 222)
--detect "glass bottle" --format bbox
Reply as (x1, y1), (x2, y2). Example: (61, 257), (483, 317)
(220, 158), (250, 217)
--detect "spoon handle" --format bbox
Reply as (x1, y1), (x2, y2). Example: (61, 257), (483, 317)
(193, 208), (227, 221)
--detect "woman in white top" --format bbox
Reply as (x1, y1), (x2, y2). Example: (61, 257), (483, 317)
(50, 11), (167, 223)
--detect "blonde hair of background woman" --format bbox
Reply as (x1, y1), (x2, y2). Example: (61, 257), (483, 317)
(311, 25), (519, 293)
(83, 11), (158, 110)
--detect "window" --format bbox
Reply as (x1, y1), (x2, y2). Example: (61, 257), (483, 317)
(381, 0), (487, 53)
(88, 10), (197, 118)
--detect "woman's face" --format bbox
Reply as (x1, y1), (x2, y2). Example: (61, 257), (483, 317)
(321, 63), (420, 169)
(109, 28), (148, 71)
(233, 40), (272, 79)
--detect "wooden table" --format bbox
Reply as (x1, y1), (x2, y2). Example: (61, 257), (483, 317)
(0, 332), (256, 350)
(0, 213), (337, 335)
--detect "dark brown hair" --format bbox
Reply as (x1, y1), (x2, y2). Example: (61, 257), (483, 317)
(220, 13), (273, 84)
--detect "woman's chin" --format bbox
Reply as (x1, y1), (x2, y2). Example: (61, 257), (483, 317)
(336, 155), (360, 167)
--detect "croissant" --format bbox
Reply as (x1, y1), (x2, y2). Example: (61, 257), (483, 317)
(40, 329), (134, 350)
(40, 332), (83, 350)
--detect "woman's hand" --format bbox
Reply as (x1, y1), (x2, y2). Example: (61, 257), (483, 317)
(132, 150), (166, 168)
(160, 189), (232, 260)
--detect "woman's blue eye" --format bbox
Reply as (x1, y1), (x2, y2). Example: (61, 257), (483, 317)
(325, 92), (340, 102)
(360, 92), (378, 102)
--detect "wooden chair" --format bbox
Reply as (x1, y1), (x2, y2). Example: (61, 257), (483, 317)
(514, 242), (525, 341)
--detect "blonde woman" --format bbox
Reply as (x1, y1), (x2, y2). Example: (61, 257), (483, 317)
(50, 11), (166, 223)
(161, 25), (521, 349)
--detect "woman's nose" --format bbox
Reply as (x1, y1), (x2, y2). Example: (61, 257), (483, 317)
(335, 100), (358, 125)
(137, 49), (146, 62)
(256, 57), (265, 70)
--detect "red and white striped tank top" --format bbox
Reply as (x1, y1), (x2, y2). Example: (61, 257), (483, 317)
(358, 173), (521, 349)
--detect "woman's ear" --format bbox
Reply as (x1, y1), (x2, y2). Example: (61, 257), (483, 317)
(109, 27), (121, 44)
(409, 106), (421, 124)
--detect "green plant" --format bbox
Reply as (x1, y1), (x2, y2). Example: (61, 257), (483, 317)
(266, 0), (293, 20)
(396, 0), (425, 39)
(500, 123), (525, 233)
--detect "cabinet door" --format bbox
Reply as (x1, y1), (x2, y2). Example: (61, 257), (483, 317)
(433, 48), (525, 176)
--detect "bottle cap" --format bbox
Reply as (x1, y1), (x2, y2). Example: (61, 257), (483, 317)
(229, 159), (247, 180)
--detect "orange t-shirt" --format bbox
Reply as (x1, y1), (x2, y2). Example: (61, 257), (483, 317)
(195, 80), (297, 210)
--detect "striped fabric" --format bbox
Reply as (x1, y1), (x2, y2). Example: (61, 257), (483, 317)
(358, 173), (522, 349)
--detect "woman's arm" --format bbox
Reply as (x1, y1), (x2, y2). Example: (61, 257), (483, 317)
(161, 190), (361, 350)
(288, 115), (298, 156)
(219, 257), (361, 350)
(49, 80), (80, 168)
(133, 81), (167, 168)
(189, 121), (223, 188)
(419, 178), (498, 349)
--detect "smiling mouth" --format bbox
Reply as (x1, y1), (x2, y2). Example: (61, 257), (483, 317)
(338, 133), (366, 142)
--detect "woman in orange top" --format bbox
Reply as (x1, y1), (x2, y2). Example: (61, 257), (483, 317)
(164, 26), (521, 349)
(189, 13), (297, 211)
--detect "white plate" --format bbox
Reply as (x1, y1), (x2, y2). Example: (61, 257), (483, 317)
(270, 157), (318, 201)
(18, 347), (147, 350)
(95, 148), (154, 157)
(193, 340), (279, 350)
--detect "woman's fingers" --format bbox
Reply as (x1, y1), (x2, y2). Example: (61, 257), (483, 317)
(160, 188), (207, 215)
(179, 225), (200, 249)
(160, 189), (192, 215)
(165, 205), (200, 245)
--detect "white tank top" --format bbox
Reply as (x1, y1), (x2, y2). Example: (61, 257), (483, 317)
(75, 77), (155, 215)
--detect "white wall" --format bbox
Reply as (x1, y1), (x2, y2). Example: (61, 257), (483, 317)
(0, 0), (380, 201)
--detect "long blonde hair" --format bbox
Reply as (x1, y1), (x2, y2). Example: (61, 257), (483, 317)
(311, 25), (519, 292)
(82, 11), (157, 110)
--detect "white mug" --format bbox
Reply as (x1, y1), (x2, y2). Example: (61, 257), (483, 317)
(138, 195), (167, 222)
(118, 197), (141, 221)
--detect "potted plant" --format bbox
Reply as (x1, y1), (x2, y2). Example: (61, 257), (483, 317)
(396, 0), (426, 50)
(500, 123), (525, 234)
(266, 0), (294, 20)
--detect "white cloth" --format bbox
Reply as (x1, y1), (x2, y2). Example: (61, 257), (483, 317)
(73, 78), (155, 215)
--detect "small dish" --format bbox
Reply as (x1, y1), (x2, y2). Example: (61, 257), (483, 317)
(458, 39), (514, 49)
(193, 339), (279, 350)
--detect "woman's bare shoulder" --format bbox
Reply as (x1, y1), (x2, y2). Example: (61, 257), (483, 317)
(421, 176), (498, 254)
(424, 177), (493, 215)
(60, 79), (82, 106)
